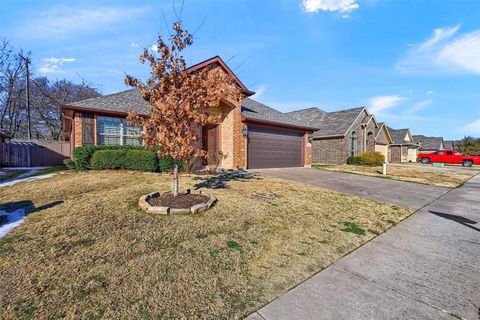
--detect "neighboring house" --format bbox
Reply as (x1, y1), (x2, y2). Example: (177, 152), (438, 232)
(413, 135), (444, 153)
(288, 107), (378, 164)
(388, 127), (419, 162)
(375, 122), (393, 162)
(444, 140), (461, 151)
(0, 129), (8, 143)
(61, 56), (316, 170)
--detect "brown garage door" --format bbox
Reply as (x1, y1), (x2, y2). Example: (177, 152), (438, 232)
(248, 126), (303, 169)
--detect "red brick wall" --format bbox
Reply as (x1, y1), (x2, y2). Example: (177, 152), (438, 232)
(74, 112), (82, 148)
(304, 133), (312, 166)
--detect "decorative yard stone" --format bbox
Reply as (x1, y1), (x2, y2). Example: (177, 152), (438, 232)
(138, 190), (216, 215)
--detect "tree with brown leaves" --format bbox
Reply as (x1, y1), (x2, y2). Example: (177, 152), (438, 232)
(125, 22), (242, 196)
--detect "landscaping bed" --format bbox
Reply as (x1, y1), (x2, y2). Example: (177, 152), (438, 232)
(313, 163), (474, 188)
(0, 171), (412, 319)
(148, 192), (209, 208)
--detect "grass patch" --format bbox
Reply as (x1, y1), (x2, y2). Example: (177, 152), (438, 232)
(29, 166), (65, 177)
(226, 240), (243, 252)
(314, 164), (474, 188)
(339, 222), (366, 235)
(0, 171), (412, 319)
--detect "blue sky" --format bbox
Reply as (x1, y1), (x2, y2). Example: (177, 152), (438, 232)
(1, 0), (479, 140)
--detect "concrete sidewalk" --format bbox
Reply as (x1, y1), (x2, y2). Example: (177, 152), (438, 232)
(246, 174), (480, 320)
(254, 167), (449, 210)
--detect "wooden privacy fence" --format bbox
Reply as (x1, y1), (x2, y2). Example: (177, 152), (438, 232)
(0, 140), (70, 167)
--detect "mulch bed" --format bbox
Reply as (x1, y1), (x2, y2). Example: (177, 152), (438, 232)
(148, 193), (210, 209)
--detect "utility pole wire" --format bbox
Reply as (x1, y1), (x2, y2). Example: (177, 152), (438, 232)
(18, 54), (32, 140)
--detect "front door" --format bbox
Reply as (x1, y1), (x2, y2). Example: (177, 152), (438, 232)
(202, 125), (218, 165)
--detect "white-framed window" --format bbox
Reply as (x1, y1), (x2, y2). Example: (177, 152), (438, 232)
(96, 116), (142, 146)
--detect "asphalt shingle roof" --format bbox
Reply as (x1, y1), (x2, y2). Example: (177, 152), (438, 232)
(286, 107), (327, 126)
(67, 89), (150, 115)
(241, 98), (316, 129)
(65, 90), (313, 129)
(413, 135), (444, 150)
(375, 122), (385, 137)
(388, 127), (417, 145)
(289, 107), (365, 138)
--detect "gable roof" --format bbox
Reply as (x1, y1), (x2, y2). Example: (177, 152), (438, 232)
(186, 56), (255, 96)
(63, 56), (255, 116)
(241, 98), (318, 130)
(444, 140), (460, 150)
(413, 135), (444, 150)
(289, 107), (366, 138)
(387, 127), (417, 145)
(361, 114), (376, 126)
(286, 107), (327, 126)
(375, 122), (393, 144)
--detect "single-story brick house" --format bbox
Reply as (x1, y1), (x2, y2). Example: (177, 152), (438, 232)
(387, 127), (419, 162)
(61, 56), (316, 170)
(288, 106), (379, 164)
(412, 135), (444, 153)
(374, 122), (393, 161)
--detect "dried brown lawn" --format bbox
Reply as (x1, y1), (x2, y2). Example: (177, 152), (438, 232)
(318, 164), (473, 188)
(0, 171), (412, 319)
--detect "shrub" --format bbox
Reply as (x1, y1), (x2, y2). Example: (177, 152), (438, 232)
(124, 149), (158, 172)
(73, 145), (146, 170)
(158, 156), (174, 172)
(73, 145), (96, 170)
(358, 151), (385, 166)
(63, 159), (76, 170)
(91, 149), (127, 170)
(347, 156), (361, 165)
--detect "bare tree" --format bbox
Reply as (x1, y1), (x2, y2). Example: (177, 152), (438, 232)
(125, 22), (242, 196)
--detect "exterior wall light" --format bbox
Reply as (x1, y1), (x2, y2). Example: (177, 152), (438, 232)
(242, 127), (248, 137)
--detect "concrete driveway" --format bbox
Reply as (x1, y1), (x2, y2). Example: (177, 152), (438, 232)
(247, 174), (480, 320)
(254, 167), (449, 210)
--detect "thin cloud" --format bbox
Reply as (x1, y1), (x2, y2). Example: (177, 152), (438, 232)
(464, 119), (480, 135)
(38, 57), (76, 74)
(20, 5), (148, 39)
(397, 25), (480, 75)
(426, 90), (434, 95)
(252, 84), (267, 99)
(368, 95), (403, 114)
(301, 0), (359, 14)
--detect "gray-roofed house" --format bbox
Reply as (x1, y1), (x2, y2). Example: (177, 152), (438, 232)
(444, 140), (461, 151)
(61, 56), (316, 170)
(413, 135), (444, 153)
(288, 106), (379, 164)
(388, 127), (420, 162)
(375, 122), (393, 161)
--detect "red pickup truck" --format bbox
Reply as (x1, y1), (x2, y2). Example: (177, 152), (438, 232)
(418, 150), (480, 167)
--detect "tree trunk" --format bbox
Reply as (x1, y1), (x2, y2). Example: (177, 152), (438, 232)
(173, 163), (179, 197)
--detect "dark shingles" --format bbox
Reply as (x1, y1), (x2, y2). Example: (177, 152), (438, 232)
(65, 90), (313, 129)
(67, 89), (150, 115)
(290, 106), (367, 138)
(388, 127), (418, 145)
(241, 98), (316, 129)
(413, 135), (444, 150)
(312, 107), (365, 137)
(375, 122), (385, 137)
(287, 108), (327, 126)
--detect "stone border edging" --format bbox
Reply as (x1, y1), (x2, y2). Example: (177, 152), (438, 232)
(139, 190), (216, 215)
